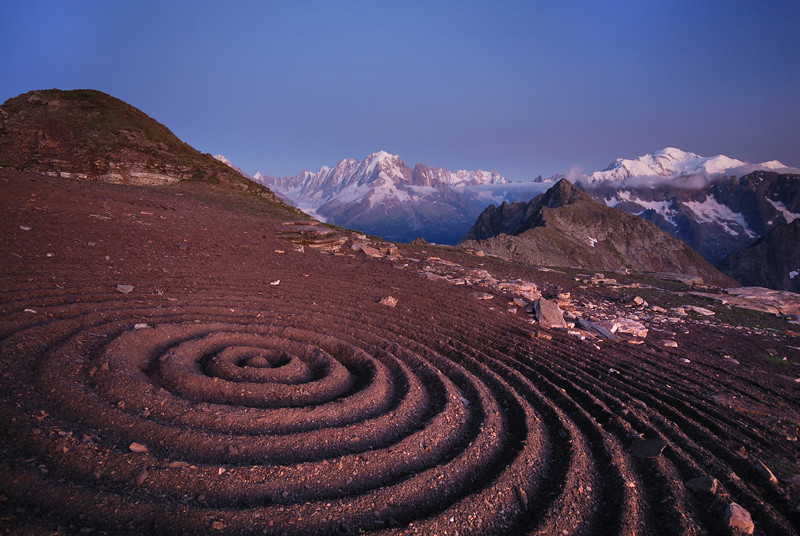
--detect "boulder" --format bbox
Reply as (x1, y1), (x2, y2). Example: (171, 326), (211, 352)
(723, 503), (754, 535)
(534, 298), (567, 329)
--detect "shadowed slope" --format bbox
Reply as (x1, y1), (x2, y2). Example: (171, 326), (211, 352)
(460, 179), (738, 288)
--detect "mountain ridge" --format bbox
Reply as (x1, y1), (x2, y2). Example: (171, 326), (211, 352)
(460, 178), (738, 288)
(255, 151), (534, 244)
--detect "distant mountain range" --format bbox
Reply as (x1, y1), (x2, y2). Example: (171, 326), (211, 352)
(257, 147), (800, 291)
(254, 152), (553, 244)
(2, 88), (797, 291)
(580, 148), (800, 264)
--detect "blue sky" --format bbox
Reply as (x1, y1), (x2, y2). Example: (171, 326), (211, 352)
(1, 0), (799, 180)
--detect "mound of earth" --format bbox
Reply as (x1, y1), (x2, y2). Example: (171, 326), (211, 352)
(459, 179), (738, 288)
(0, 89), (276, 201)
(1, 168), (799, 535)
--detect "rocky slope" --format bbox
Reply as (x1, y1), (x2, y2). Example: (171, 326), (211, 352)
(2, 168), (798, 535)
(719, 219), (800, 293)
(256, 151), (550, 244)
(460, 178), (737, 287)
(0, 89), (272, 198)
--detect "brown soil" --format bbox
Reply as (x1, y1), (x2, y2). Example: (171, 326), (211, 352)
(1, 169), (798, 535)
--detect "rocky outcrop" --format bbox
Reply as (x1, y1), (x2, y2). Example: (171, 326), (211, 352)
(460, 179), (738, 288)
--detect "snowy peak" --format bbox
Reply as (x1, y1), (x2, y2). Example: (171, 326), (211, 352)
(255, 151), (511, 211)
(584, 147), (791, 186)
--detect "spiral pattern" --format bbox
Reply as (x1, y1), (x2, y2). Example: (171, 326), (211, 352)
(1, 258), (799, 535)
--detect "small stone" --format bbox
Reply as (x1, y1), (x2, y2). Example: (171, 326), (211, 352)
(753, 459), (779, 485)
(24, 308), (37, 314)
(270, 280), (280, 286)
(629, 438), (667, 458)
(663, 340), (678, 348)
(134, 467), (148, 487)
(19, 225), (32, 231)
(379, 296), (398, 308)
(723, 503), (754, 535)
(129, 442), (148, 453)
(116, 284), (134, 294)
(211, 520), (224, 531)
(134, 323), (149, 330)
(680, 358), (691, 364)
(687, 305), (715, 316)
(686, 476), (718, 494)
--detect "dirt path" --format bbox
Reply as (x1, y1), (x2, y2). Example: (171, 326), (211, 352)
(1, 169), (798, 535)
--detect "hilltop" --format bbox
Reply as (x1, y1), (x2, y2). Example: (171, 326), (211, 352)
(0, 89), (279, 201)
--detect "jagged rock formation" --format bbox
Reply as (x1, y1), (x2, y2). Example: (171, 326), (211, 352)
(255, 151), (549, 244)
(719, 219), (800, 293)
(0, 89), (269, 196)
(460, 178), (737, 287)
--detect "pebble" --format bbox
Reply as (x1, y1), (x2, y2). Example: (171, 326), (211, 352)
(686, 476), (718, 494)
(116, 284), (134, 294)
(19, 225), (32, 231)
(134, 323), (149, 330)
(270, 280), (280, 286)
(753, 459), (779, 485)
(663, 340), (678, 348)
(129, 442), (148, 453)
(379, 296), (398, 308)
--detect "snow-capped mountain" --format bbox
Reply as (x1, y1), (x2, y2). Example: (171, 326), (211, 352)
(582, 147), (792, 186)
(255, 151), (550, 244)
(578, 148), (800, 275)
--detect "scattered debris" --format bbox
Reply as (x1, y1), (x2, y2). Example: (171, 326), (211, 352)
(270, 280), (280, 286)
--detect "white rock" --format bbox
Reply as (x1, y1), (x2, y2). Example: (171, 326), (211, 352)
(379, 296), (398, 308)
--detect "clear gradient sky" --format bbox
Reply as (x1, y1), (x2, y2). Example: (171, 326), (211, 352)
(1, 0), (799, 181)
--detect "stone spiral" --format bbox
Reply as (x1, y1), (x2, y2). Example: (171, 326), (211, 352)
(1, 265), (798, 536)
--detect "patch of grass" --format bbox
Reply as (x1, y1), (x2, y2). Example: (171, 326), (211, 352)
(762, 355), (790, 366)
